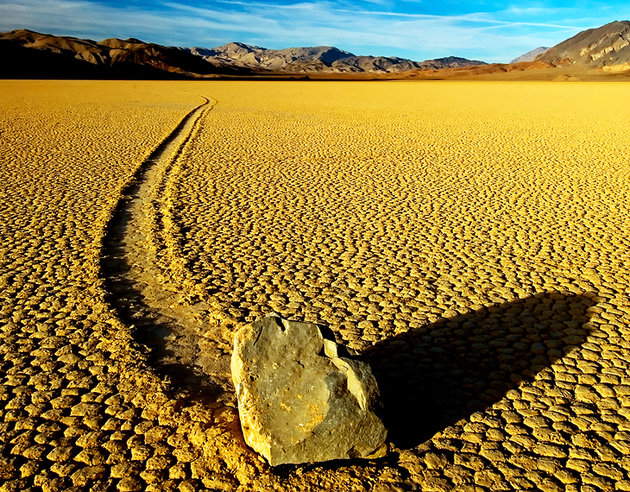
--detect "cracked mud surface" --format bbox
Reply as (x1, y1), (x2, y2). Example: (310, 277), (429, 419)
(2, 80), (630, 490)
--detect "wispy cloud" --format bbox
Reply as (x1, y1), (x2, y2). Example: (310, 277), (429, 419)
(1, 0), (627, 62)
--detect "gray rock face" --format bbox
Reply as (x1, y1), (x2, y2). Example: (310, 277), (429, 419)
(510, 46), (549, 64)
(231, 316), (387, 466)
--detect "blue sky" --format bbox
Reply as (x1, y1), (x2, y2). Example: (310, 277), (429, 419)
(1, 0), (629, 62)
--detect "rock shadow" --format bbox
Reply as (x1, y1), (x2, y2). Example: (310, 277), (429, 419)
(362, 292), (595, 449)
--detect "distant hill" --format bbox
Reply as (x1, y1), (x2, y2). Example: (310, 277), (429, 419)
(188, 42), (486, 74)
(510, 47), (549, 64)
(539, 20), (630, 67)
(416, 56), (488, 70)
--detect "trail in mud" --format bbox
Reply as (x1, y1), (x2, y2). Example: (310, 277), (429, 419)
(100, 96), (236, 409)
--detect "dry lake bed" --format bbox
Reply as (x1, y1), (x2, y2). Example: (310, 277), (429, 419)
(1, 79), (630, 490)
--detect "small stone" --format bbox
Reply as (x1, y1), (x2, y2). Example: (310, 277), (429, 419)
(231, 316), (387, 465)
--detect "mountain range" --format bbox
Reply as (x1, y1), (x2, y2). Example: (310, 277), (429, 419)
(2, 20), (630, 79)
(0, 29), (485, 78)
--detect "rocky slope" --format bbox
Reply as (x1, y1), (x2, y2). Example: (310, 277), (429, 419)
(539, 20), (630, 67)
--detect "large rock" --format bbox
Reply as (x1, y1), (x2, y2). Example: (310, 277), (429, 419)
(231, 316), (387, 465)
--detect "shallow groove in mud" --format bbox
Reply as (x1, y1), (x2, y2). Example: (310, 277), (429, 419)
(100, 96), (234, 405)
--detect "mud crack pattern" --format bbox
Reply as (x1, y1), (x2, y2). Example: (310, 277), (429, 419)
(1, 80), (630, 491)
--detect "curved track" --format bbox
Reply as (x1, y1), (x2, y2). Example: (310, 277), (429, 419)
(100, 96), (235, 407)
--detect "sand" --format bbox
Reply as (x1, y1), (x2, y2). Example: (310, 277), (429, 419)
(1, 79), (630, 490)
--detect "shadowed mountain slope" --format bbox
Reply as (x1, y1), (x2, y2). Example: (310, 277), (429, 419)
(0, 29), (247, 78)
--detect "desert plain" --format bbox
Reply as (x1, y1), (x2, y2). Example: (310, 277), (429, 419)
(1, 79), (630, 490)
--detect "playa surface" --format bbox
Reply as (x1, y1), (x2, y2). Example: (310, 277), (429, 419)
(1, 80), (630, 490)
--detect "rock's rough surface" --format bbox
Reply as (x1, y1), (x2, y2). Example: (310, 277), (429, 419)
(231, 316), (387, 465)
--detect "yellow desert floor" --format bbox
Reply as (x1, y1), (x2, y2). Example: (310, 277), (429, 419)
(1, 80), (630, 491)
